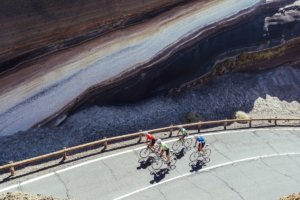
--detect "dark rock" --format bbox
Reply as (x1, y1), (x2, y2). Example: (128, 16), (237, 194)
(179, 112), (204, 124)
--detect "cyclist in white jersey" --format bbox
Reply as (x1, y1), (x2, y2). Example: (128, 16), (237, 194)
(157, 139), (171, 165)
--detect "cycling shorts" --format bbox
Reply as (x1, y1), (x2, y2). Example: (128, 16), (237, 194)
(198, 142), (205, 148)
(165, 149), (170, 156)
(151, 139), (156, 146)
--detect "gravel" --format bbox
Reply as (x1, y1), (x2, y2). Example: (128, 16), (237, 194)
(279, 193), (300, 200)
(0, 192), (64, 200)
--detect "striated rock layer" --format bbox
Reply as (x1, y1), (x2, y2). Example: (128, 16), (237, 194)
(0, 0), (193, 73)
(0, 0), (300, 136)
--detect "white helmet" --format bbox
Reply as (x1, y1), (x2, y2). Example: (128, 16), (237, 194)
(178, 125), (183, 129)
(194, 135), (198, 139)
(157, 139), (162, 144)
(142, 131), (148, 136)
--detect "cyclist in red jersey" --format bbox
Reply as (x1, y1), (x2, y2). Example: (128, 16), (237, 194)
(143, 131), (157, 148)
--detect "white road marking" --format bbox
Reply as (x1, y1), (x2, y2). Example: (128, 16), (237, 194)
(113, 152), (300, 200)
(19, 173), (55, 186)
(0, 127), (299, 193)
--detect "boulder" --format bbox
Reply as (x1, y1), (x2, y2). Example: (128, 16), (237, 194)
(180, 112), (203, 124)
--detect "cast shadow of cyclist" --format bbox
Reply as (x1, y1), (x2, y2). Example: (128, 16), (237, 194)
(137, 157), (154, 170)
(149, 167), (173, 184)
(149, 161), (177, 184)
(173, 147), (191, 160)
(189, 157), (210, 172)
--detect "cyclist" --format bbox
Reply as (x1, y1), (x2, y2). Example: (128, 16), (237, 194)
(177, 125), (188, 143)
(156, 139), (171, 165)
(194, 135), (206, 153)
(143, 131), (156, 149)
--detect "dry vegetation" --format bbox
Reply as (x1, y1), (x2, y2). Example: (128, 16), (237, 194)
(235, 111), (250, 123)
(0, 192), (64, 200)
(279, 193), (300, 200)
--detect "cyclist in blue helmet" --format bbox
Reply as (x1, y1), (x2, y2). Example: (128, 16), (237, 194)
(194, 135), (205, 153)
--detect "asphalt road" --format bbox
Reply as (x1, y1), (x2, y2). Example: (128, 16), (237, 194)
(1, 127), (300, 200)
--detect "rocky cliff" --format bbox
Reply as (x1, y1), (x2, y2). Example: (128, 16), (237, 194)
(0, 0), (300, 137)
(0, 0), (192, 73)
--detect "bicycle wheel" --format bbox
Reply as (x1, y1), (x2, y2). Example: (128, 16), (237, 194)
(151, 156), (163, 170)
(202, 157), (210, 163)
(189, 151), (200, 162)
(184, 138), (192, 148)
(172, 141), (181, 151)
(169, 157), (177, 166)
(203, 148), (211, 158)
(139, 148), (150, 158)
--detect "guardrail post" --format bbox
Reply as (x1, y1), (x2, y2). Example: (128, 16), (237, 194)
(224, 120), (227, 130)
(138, 130), (143, 143)
(62, 147), (67, 160)
(249, 118), (252, 128)
(9, 161), (15, 176)
(275, 117), (277, 126)
(169, 125), (173, 137)
(197, 123), (201, 133)
(103, 137), (108, 149)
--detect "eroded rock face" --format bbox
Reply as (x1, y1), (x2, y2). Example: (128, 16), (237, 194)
(0, 0), (192, 72)
(0, 0), (300, 137)
(265, 1), (300, 31)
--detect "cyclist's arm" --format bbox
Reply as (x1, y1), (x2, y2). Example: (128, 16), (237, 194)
(177, 129), (181, 136)
(194, 139), (198, 147)
(158, 146), (161, 152)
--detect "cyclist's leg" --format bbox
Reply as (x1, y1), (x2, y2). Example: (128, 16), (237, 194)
(200, 142), (205, 154)
(145, 140), (150, 148)
(150, 139), (156, 149)
(166, 149), (171, 164)
(160, 149), (164, 157)
(198, 143), (202, 152)
(179, 135), (184, 143)
(182, 134), (186, 142)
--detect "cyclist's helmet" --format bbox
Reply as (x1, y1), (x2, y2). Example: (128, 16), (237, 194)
(157, 139), (162, 144)
(194, 135), (199, 139)
(142, 131), (148, 136)
(178, 125), (183, 129)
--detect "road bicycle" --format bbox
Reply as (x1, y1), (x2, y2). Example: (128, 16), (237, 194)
(151, 151), (177, 170)
(189, 144), (211, 162)
(139, 144), (159, 158)
(172, 137), (192, 152)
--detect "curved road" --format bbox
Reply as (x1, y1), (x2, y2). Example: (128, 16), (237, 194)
(1, 128), (300, 200)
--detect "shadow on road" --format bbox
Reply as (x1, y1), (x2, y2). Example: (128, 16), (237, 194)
(137, 157), (153, 170)
(173, 149), (185, 160)
(149, 168), (170, 184)
(189, 160), (206, 172)
(173, 147), (192, 160)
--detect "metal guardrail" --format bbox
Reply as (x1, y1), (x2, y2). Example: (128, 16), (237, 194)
(0, 118), (299, 176)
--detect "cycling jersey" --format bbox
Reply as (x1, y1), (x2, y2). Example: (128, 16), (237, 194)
(181, 128), (188, 136)
(146, 134), (155, 140)
(197, 136), (205, 143)
(160, 142), (169, 150)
